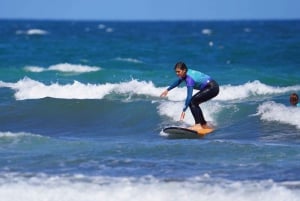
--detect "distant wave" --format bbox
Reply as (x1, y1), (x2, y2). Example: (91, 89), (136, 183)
(16, 29), (48, 35)
(256, 101), (300, 129)
(114, 57), (143, 64)
(201, 28), (212, 35)
(24, 63), (101, 73)
(97, 24), (113, 32)
(0, 131), (45, 146)
(0, 131), (42, 138)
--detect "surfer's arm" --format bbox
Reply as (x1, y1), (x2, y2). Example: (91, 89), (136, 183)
(167, 79), (182, 91)
(183, 86), (193, 112)
(160, 79), (183, 97)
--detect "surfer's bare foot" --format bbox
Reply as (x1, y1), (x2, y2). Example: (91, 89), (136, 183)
(189, 124), (213, 131)
(188, 124), (203, 131)
(201, 124), (213, 129)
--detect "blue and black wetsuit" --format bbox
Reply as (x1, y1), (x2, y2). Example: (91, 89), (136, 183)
(167, 69), (219, 125)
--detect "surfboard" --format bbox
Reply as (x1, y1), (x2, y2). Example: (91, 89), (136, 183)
(163, 126), (214, 139)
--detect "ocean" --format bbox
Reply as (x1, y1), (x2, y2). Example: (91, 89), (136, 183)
(0, 19), (300, 201)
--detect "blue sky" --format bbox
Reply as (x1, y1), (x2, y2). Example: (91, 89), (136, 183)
(1, 0), (300, 20)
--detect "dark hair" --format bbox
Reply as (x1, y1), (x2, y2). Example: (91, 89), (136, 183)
(290, 93), (299, 106)
(174, 61), (188, 71)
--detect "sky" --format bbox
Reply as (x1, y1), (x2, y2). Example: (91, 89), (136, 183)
(1, 0), (300, 21)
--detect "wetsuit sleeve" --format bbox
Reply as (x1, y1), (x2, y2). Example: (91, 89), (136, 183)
(167, 79), (183, 91)
(183, 86), (193, 112)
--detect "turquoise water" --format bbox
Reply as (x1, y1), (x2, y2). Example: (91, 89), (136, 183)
(0, 19), (300, 200)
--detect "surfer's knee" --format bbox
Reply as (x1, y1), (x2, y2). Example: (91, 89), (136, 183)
(190, 96), (202, 106)
(189, 100), (198, 108)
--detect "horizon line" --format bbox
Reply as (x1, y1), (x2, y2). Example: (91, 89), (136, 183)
(1, 17), (300, 22)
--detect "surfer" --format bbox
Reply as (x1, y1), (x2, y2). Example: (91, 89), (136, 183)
(160, 61), (219, 131)
(290, 93), (299, 107)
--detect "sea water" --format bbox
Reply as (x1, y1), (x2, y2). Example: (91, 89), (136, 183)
(0, 19), (300, 200)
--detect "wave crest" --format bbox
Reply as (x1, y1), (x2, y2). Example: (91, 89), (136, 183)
(0, 78), (161, 100)
(16, 29), (48, 35)
(256, 101), (300, 129)
(24, 63), (101, 73)
(1, 79), (300, 103)
(218, 80), (300, 101)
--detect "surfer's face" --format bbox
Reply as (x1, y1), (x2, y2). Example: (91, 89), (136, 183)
(175, 68), (186, 78)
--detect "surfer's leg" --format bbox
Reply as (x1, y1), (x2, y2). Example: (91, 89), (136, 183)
(189, 97), (207, 125)
(189, 80), (219, 128)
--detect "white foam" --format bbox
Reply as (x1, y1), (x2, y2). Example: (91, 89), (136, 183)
(158, 101), (221, 125)
(16, 29), (48, 35)
(1, 78), (300, 105)
(1, 79), (300, 120)
(202, 28), (212, 35)
(27, 29), (48, 35)
(24, 66), (44, 72)
(24, 63), (101, 73)
(114, 57), (143, 63)
(0, 174), (298, 201)
(0, 131), (45, 146)
(256, 101), (300, 129)
(0, 78), (163, 100)
(157, 80), (300, 125)
(0, 131), (42, 138)
(217, 80), (300, 101)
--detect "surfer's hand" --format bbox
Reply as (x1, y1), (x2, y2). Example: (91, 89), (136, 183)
(160, 90), (168, 97)
(180, 112), (185, 121)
